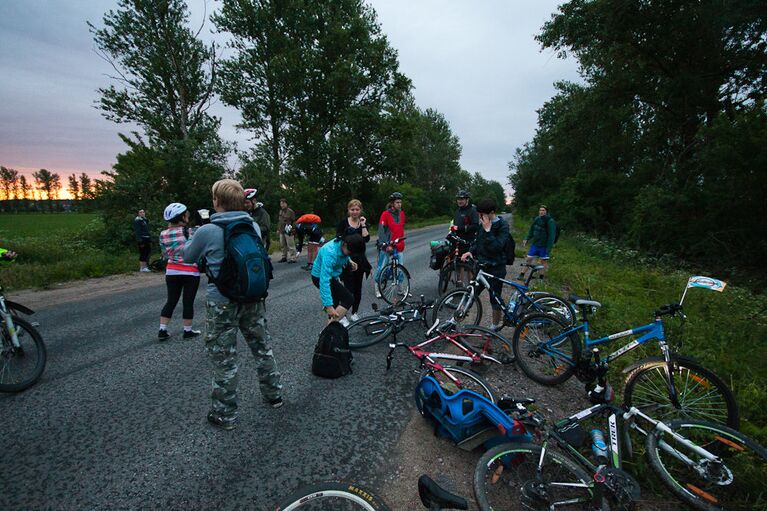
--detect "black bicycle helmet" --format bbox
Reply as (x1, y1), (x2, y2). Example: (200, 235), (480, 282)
(389, 191), (403, 200)
(455, 190), (470, 199)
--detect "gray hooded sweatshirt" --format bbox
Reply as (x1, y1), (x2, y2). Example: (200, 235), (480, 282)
(183, 211), (262, 304)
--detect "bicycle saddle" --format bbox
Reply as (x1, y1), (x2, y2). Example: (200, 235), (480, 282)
(569, 294), (602, 308)
(418, 475), (468, 510)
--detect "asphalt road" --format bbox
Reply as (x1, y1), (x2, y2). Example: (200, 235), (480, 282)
(0, 224), (449, 510)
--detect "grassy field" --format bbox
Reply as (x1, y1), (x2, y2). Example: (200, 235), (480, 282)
(510, 216), (767, 443)
(0, 213), (137, 290)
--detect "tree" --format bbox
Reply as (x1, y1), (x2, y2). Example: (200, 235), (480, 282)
(90, 0), (229, 227)
(0, 166), (19, 200)
(32, 169), (60, 201)
(68, 174), (80, 201)
(18, 175), (30, 200)
(79, 173), (94, 200)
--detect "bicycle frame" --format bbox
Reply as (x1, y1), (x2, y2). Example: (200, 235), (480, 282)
(466, 269), (548, 324)
(0, 293), (21, 349)
(388, 328), (503, 368)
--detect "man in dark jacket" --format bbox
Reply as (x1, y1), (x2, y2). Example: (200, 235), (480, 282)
(452, 189), (478, 284)
(519, 205), (556, 281)
(133, 209), (151, 272)
(461, 198), (511, 331)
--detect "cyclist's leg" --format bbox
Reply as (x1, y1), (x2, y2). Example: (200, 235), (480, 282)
(487, 265), (506, 329)
(161, 275), (183, 327)
(181, 275), (201, 327)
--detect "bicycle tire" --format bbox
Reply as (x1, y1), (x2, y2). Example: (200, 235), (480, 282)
(432, 289), (483, 327)
(624, 358), (739, 429)
(346, 316), (394, 350)
(524, 293), (577, 326)
(458, 325), (514, 365)
(377, 264), (411, 305)
(0, 316), (47, 392)
(275, 481), (391, 510)
(646, 419), (767, 511)
(512, 313), (580, 385)
(434, 365), (497, 403)
(474, 442), (593, 511)
(438, 262), (475, 295)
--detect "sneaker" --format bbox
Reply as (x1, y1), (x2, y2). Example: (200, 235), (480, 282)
(339, 317), (350, 327)
(207, 411), (236, 431)
(302, 263), (312, 271)
(375, 288), (382, 299)
(350, 313), (360, 322)
(183, 329), (202, 339)
(278, 258), (288, 263)
(269, 397), (284, 409)
(489, 324), (502, 333)
(140, 267), (152, 273)
(158, 329), (170, 340)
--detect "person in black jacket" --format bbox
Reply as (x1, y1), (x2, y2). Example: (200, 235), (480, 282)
(133, 209), (152, 272)
(460, 198), (511, 331)
(336, 199), (371, 323)
(452, 189), (478, 284)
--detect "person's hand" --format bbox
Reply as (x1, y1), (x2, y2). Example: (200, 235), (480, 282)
(522, 239), (528, 247)
(479, 213), (492, 231)
(385, 245), (393, 253)
(325, 306), (337, 318)
(360, 216), (367, 227)
(461, 252), (472, 262)
(350, 260), (358, 271)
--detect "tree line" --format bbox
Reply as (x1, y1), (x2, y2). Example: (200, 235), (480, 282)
(0, 167), (97, 203)
(87, 0), (505, 242)
(509, 0), (766, 277)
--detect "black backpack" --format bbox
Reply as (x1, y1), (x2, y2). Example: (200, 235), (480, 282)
(208, 219), (273, 303)
(312, 322), (353, 378)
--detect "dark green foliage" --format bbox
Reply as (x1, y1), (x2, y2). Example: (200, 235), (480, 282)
(511, 0), (767, 280)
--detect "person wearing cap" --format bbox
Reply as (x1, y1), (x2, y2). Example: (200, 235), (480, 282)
(158, 203), (201, 340)
(519, 205), (556, 281)
(452, 190), (478, 284)
(311, 234), (366, 325)
(243, 188), (272, 253)
(374, 192), (406, 298)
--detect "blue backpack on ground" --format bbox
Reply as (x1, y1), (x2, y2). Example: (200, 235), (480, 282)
(415, 376), (531, 451)
(209, 219), (273, 302)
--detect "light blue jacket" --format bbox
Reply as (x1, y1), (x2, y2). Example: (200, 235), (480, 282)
(311, 240), (349, 307)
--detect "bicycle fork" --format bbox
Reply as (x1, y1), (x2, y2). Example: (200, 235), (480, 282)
(0, 304), (21, 349)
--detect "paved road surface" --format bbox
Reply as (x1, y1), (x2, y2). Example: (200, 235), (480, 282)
(1, 224), (451, 510)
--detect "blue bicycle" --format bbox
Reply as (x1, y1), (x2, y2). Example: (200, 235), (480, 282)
(511, 290), (739, 428)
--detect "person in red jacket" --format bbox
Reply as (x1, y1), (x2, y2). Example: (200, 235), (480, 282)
(374, 192), (406, 298)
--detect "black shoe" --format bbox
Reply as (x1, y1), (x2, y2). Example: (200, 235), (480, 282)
(278, 258), (288, 263)
(183, 329), (202, 339)
(269, 397), (284, 409)
(207, 412), (236, 431)
(287, 260), (297, 264)
(158, 329), (170, 340)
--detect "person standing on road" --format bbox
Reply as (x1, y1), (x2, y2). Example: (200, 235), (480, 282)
(374, 192), (406, 298)
(277, 198), (297, 264)
(461, 198), (511, 332)
(133, 209), (152, 272)
(452, 190), (478, 284)
(519, 205), (556, 281)
(311, 234), (366, 325)
(158, 203), (201, 341)
(244, 188), (272, 253)
(336, 199), (371, 321)
(183, 179), (283, 431)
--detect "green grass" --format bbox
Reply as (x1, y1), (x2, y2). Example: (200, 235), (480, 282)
(0, 213), (136, 290)
(511, 216), (767, 443)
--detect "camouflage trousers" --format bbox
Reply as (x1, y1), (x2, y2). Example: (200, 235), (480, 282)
(205, 300), (282, 420)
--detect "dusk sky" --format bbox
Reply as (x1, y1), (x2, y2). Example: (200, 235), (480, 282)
(0, 1), (580, 194)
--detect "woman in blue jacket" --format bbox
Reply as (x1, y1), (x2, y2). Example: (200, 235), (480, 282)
(311, 234), (366, 324)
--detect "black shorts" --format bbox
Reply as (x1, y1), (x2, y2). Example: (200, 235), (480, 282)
(311, 275), (354, 310)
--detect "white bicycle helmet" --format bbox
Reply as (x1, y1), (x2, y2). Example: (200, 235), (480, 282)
(163, 202), (188, 221)
(244, 188), (258, 201)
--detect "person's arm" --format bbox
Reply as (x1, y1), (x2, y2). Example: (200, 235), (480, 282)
(319, 251), (335, 308)
(182, 224), (213, 266)
(547, 218), (556, 251)
(377, 212), (392, 248)
(360, 216), (370, 242)
(133, 218), (141, 241)
(466, 208), (479, 237)
(482, 222), (509, 255)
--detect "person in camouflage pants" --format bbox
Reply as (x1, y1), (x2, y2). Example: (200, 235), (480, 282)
(205, 301), (281, 420)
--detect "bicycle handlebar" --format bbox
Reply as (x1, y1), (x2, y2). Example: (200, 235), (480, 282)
(379, 237), (406, 247)
(655, 303), (684, 318)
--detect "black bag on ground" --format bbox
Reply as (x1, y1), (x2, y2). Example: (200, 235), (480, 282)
(312, 322), (353, 378)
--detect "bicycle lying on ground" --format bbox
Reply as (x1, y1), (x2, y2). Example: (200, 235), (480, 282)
(474, 398), (767, 511)
(0, 283), (46, 392)
(512, 291), (739, 428)
(432, 261), (575, 330)
(275, 474), (468, 510)
(376, 237), (410, 305)
(346, 296), (436, 349)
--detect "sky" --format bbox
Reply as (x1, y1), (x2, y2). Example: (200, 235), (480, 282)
(0, 0), (580, 197)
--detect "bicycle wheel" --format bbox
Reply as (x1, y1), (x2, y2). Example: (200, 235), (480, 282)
(474, 442), (593, 511)
(624, 358), (739, 429)
(434, 365), (497, 403)
(646, 419), (767, 511)
(458, 325), (514, 365)
(275, 481), (391, 510)
(432, 289), (483, 327)
(346, 315), (394, 350)
(512, 313), (580, 385)
(524, 293), (577, 326)
(438, 262), (475, 295)
(378, 264), (410, 305)
(0, 316), (47, 392)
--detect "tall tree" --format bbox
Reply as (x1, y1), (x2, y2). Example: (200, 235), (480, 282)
(32, 169), (59, 201)
(18, 175), (30, 200)
(79, 173), (94, 200)
(0, 166), (19, 200)
(67, 174), (80, 200)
